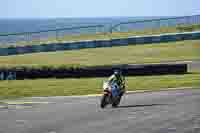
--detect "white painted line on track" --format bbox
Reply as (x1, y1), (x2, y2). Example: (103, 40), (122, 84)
(0, 86), (196, 104)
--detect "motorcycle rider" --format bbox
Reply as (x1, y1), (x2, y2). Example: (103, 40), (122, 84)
(108, 70), (126, 96)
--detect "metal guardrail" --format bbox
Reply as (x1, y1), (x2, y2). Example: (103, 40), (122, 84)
(0, 15), (200, 46)
(1, 31), (199, 56)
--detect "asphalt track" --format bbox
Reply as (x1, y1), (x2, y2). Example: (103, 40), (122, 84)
(0, 89), (200, 133)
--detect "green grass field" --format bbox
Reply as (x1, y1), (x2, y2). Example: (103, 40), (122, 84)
(0, 40), (199, 69)
(0, 39), (200, 99)
(1, 24), (200, 48)
(0, 72), (199, 99)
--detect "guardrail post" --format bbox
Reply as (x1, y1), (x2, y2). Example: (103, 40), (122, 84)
(56, 31), (59, 41)
(109, 24), (114, 40)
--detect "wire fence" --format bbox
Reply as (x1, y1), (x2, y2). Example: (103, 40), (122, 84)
(0, 25), (107, 46)
(0, 15), (200, 47)
(111, 15), (200, 33)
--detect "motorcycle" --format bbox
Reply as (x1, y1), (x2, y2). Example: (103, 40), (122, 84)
(100, 81), (123, 108)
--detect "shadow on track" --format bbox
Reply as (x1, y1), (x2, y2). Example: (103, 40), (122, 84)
(118, 104), (168, 108)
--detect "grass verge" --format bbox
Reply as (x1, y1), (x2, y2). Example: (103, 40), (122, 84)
(0, 40), (199, 69)
(0, 71), (199, 99)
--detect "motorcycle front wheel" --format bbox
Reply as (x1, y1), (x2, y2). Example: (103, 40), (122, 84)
(100, 94), (109, 108)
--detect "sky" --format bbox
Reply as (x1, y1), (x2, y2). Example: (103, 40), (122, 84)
(1, 0), (200, 18)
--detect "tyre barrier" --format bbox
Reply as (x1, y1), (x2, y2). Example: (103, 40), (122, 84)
(0, 63), (187, 80)
(0, 31), (200, 56)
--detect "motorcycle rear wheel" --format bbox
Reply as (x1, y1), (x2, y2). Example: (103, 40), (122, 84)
(112, 96), (121, 108)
